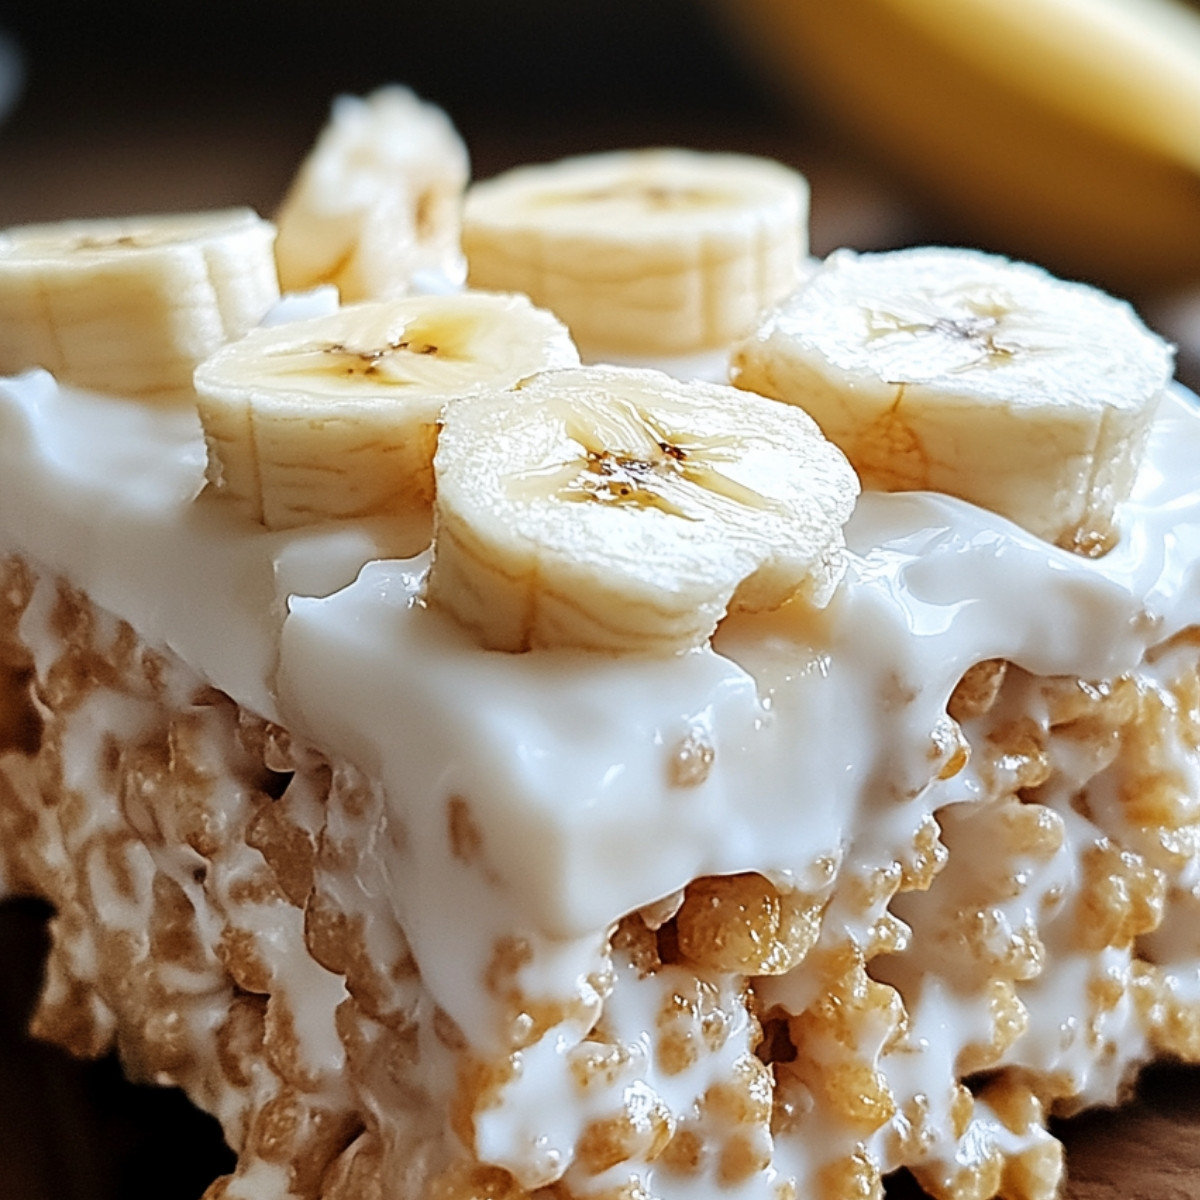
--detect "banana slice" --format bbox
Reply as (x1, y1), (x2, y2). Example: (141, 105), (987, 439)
(731, 247), (1175, 555)
(426, 365), (859, 654)
(194, 291), (578, 531)
(462, 149), (808, 359)
(274, 86), (470, 302)
(0, 209), (279, 404)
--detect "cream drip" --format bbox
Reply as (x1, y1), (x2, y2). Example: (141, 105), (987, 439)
(3, 370), (1200, 1197)
(3, 372), (1199, 952)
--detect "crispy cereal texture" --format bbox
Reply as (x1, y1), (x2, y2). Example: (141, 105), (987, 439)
(4, 551), (1200, 1200)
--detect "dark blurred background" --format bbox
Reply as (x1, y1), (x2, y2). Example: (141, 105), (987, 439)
(0, 0), (924, 252)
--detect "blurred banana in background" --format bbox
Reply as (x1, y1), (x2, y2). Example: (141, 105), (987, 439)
(725, 0), (1200, 298)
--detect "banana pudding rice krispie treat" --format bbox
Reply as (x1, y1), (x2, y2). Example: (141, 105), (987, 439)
(2, 87), (1200, 1200)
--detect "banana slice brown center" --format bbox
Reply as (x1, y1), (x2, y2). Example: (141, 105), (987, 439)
(319, 337), (444, 376)
(863, 292), (1021, 371)
(71, 233), (148, 252)
(256, 318), (481, 388)
(564, 450), (693, 519)
(512, 399), (780, 521)
(16, 226), (207, 259)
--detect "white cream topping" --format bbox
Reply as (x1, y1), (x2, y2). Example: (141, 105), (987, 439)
(4, 370), (1200, 1193)
(3, 369), (1199, 924)
(0, 370), (424, 721)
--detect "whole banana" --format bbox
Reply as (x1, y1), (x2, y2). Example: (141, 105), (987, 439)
(723, 0), (1200, 294)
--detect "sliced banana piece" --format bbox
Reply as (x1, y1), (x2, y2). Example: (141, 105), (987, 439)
(0, 209), (279, 404)
(462, 149), (808, 359)
(731, 247), (1175, 554)
(275, 86), (470, 302)
(194, 291), (578, 531)
(427, 365), (859, 655)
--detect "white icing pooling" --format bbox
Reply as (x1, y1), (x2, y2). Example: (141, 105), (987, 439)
(3, 374), (1200, 962)
(5, 371), (1200, 1193)
(274, 397), (1200, 1043)
(0, 370), (427, 721)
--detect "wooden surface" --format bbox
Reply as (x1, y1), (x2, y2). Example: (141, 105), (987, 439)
(1058, 1067), (1200, 1200)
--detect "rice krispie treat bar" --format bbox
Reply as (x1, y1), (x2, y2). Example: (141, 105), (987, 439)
(2, 86), (1200, 1200)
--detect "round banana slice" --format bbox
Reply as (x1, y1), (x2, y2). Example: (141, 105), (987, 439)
(462, 149), (808, 359)
(194, 291), (578, 531)
(0, 209), (279, 404)
(274, 86), (470, 302)
(731, 246), (1175, 555)
(427, 365), (859, 655)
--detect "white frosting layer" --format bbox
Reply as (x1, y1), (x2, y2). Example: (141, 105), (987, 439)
(3, 369), (1200, 1074)
(2, 368), (1198, 897)
(7, 365), (1200, 1199)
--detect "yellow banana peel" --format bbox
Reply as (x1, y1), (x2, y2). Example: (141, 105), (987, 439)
(726, 0), (1200, 296)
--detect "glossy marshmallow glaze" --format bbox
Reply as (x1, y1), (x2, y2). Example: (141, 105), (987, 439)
(3, 363), (1200, 1197)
